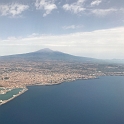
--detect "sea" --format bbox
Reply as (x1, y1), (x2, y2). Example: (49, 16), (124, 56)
(0, 76), (124, 124)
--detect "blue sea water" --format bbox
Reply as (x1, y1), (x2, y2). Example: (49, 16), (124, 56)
(0, 76), (124, 124)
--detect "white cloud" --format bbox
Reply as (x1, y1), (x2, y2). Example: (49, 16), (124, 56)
(0, 3), (29, 17)
(0, 27), (124, 59)
(63, 0), (85, 14)
(91, 8), (117, 16)
(120, 8), (124, 13)
(63, 25), (84, 29)
(62, 0), (122, 17)
(7, 37), (17, 40)
(91, 0), (102, 7)
(35, 0), (57, 17)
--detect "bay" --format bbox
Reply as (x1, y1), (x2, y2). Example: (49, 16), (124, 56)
(0, 76), (124, 124)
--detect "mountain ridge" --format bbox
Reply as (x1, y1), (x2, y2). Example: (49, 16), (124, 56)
(35, 48), (54, 53)
(0, 48), (99, 63)
(0, 48), (123, 64)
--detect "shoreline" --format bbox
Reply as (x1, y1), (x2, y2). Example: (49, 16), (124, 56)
(0, 76), (97, 106)
(0, 76), (104, 106)
(33, 76), (98, 86)
(0, 75), (122, 106)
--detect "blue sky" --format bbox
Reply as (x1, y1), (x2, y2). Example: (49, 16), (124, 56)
(0, 0), (124, 59)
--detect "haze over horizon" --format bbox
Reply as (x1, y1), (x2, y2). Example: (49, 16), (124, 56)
(0, 0), (124, 59)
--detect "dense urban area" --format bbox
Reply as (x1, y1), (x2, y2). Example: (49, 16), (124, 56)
(0, 59), (124, 89)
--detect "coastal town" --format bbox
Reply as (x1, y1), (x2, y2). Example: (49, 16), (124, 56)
(0, 59), (124, 89)
(0, 50), (124, 105)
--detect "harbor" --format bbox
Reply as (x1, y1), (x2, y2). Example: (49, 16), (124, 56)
(0, 88), (28, 105)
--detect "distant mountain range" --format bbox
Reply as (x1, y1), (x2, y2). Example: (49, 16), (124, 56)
(0, 48), (101, 63)
(105, 59), (124, 64)
(0, 48), (124, 64)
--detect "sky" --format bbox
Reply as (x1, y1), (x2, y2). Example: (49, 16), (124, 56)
(0, 0), (124, 59)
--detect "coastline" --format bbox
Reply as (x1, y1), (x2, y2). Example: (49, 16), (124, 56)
(0, 75), (122, 106)
(34, 76), (98, 86)
(0, 76), (97, 106)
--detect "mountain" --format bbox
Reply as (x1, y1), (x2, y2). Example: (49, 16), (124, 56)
(36, 48), (54, 53)
(1, 48), (123, 64)
(0, 48), (100, 63)
(106, 59), (124, 64)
